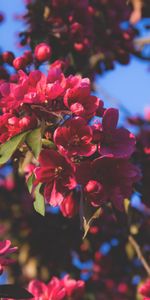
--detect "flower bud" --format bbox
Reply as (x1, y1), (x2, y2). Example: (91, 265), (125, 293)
(13, 56), (27, 70)
(19, 116), (37, 129)
(2, 51), (15, 65)
(34, 43), (51, 62)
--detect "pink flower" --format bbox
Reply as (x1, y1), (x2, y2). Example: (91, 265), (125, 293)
(139, 279), (150, 299)
(0, 113), (37, 143)
(64, 77), (100, 119)
(34, 149), (77, 206)
(28, 277), (66, 300)
(62, 275), (85, 299)
(76, 156), (140, 210)
(98, 108), (136, 158)
(0, 240), (17, 275)
(91, 155), (141, 210)
(54, 117), (96, 157)
(28, 275), (85, 300)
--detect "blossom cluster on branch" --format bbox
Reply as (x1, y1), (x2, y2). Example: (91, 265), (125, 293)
(0, 59), (141, 222)
(18, 0), (137, 76)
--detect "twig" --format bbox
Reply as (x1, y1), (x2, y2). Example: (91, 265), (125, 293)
(129, 235), (150, 276)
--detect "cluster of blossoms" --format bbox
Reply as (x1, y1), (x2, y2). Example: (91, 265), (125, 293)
(0, 60), (140, 218)
(28, 275), (85, 300)
(139, 279), (150, 300)
(0, 188), (148, 300)
(128, 109), (150, 208)
(19, 0), (137, 76)
(0, 239), (17, 275)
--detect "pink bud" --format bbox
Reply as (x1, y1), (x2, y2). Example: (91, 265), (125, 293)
(34, 43), (51, 62)
(13, 56), (27, 70)
(2, 51), (15, 65)
(19, 116), (31, 128)
(74, 42), (84, 52)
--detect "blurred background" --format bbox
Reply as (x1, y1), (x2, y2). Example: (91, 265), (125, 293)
(0, 1), (150, 299)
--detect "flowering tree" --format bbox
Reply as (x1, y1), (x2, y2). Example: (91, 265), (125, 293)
(0, 0), (150, 299)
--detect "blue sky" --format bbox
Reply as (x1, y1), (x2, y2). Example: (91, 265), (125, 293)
(0, 0), (150, 118)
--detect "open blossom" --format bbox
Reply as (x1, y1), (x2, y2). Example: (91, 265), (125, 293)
(54, 117), (96, 157)
(0, 67), (66, 113)
(28, 277), (66, 300)
(0, 113), (37, 143)
(28, 275), (85, 300)
(64, 77), (100, 119)
(138, 279), (150, 299)
(34, 149), (77, 206)
(92, 156), (141, 210)
(0, 61), (140, 217)
(96, 108), (136, 158)
(77, 156), (141, 210)
(0, 240), (17, 275)
(62, 275), (85, 299)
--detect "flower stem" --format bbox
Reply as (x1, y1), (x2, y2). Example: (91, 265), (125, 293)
(128, 235), (150, 276)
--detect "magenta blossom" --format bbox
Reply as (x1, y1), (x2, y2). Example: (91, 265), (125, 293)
(54, 117), (96, 157)
(139, 279), (150, 299)
(64, 77), (100, 119)
(62, 275), (85, 299)
(28, 275), (85, 300)
(76, 156), (141, 210)
(34, 149), (77, 206)
(91, 155), (141, 210)
(28, 277), (66, 300)
(0, 240), (17, 275)
(98, 108), (136, 158)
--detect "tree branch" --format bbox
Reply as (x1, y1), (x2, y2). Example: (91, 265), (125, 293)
(129, 235), (150, 277)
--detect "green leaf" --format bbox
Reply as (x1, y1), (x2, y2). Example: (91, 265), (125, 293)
(0, 131), (29, 165)
(26, 127), (42, 158)
(33, 183), (45, 216)
(27, 173), (35, 193)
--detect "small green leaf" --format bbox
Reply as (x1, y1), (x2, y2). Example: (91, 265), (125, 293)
(26, 127), (42, 158)
(0, 131), (29, 165)
(27, 173), (35, 193)
(34, 183), (45, 216)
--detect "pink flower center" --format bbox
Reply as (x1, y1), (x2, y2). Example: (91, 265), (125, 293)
(70, 134), (80, 146)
